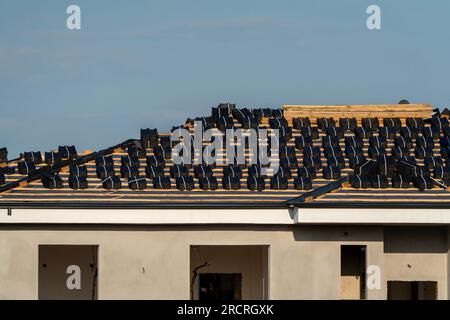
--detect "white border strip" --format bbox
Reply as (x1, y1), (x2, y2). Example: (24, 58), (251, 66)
(295, 208), (450, 224)
(0, 208), (293, 225)
(3, 208), (450, 225)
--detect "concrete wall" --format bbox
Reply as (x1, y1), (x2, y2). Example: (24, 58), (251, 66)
(448, 226), (450, 300)
(0, 225), (448, 300)
(384, 226), (448, 300)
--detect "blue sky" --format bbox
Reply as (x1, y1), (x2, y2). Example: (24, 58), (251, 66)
(0, 0), (449, 157)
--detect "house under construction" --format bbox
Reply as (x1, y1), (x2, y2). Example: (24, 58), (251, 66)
(0, 102), (450, 300)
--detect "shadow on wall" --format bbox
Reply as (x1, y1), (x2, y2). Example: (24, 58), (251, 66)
(384, 226), (448, 254)
(291, 225), (383, 243)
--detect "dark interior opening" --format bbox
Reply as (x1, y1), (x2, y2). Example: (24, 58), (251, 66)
(341, 245), (366, 299)
(387, 281), (437, 300)
(199, 273), (242, 301)
(38, 245), (98, 300)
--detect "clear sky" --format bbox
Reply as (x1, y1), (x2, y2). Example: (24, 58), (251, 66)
(0, 0), (449, 157)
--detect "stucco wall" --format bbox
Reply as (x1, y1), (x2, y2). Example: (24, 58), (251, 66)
(0, 225), (447, 300)
(383, 226), (448, 300)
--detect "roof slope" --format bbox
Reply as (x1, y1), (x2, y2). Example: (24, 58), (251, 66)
(1, 103), (450, 207)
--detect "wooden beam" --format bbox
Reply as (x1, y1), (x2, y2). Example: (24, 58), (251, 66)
(282, 104), (433, 126)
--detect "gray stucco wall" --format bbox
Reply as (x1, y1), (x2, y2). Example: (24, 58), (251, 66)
(0, 225), (447, 299)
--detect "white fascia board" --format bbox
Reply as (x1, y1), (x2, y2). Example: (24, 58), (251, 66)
(0, 208), (293, 225)
(295, 208), (450, 224)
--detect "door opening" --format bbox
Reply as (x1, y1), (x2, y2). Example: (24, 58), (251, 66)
(340, 245), (366, 299)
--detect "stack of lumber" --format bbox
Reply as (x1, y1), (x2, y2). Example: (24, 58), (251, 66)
(281, 104), (433, 126)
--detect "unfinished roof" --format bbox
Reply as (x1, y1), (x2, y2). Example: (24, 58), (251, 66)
(1, 102), (450, 208)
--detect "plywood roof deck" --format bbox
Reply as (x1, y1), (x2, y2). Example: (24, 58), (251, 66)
(0, 103), (449, 207)
(282, 104), (433, 125)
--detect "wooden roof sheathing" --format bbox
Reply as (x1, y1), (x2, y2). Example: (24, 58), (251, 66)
(1, 103), (450, 207)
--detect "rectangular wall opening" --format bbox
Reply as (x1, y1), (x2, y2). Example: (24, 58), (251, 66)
(190, 245), (269, 300)
(340, 245), (366, 300)
(38, 245), (98, 300)
(387, 281), (437, 300)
